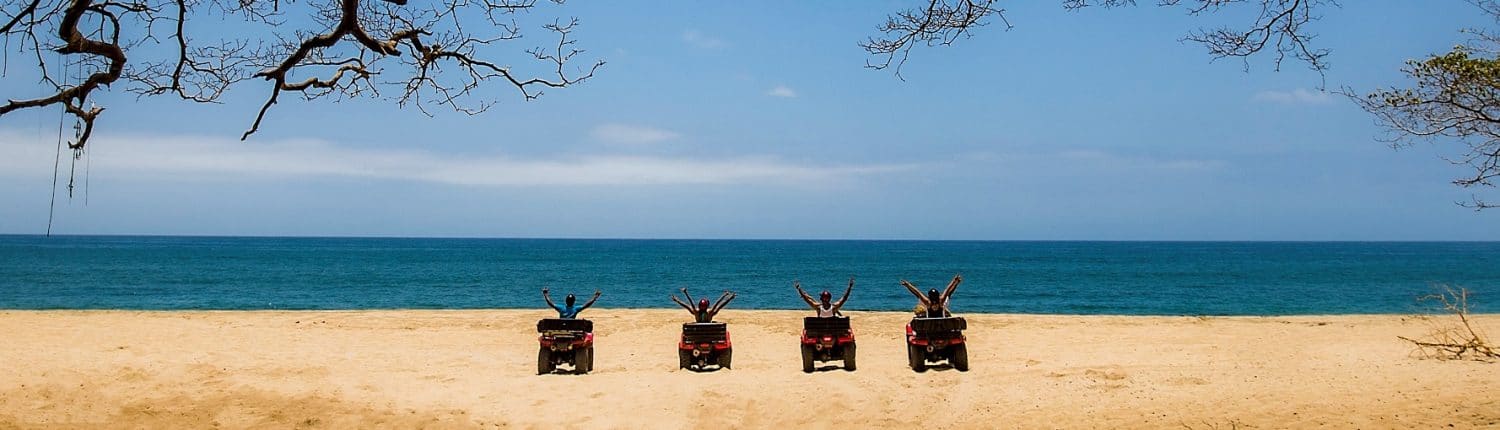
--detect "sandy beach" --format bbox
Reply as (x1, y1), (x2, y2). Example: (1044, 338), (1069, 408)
(0, 309), (1496, 429)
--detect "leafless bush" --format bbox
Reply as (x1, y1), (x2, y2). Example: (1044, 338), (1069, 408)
(1398, 286), (1497, 361)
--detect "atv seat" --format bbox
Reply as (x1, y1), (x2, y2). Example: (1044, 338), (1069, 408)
(909, 317), (966, 336)
(682, 322), (728, 343)
(537, 318), (593, 333)
(803, 316), (851, 335)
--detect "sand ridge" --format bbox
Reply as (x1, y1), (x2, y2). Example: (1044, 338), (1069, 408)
(1, 310), (1498, 429)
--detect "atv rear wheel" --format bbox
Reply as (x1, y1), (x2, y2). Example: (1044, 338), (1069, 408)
(537, 347), (553, 375)
(843, 343), (857, 371)
(577, 346), (594, 374)
(907, 343), (926, 372)
(719, 348), (733, 369)
(952, 343), (969, 371)
(800, 345), (815, 373)
(678, 350), (691, 370)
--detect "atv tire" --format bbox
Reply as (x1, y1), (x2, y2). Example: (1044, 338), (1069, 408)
(801, 345), (815, 373)
(537, 347), (553, 375)
(577, 346), (594, 374)
(843, 343), (857, 371)
(719, 348), (733, 369)
(907, 343), (926, 372)
(952, 343), (969, 372)
(678, 350), (691, 370)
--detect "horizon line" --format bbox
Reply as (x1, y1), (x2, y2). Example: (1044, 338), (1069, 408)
(3, 233), (1498, 243)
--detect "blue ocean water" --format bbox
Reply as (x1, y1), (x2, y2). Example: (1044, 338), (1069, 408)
(0, 235), (1497, 315)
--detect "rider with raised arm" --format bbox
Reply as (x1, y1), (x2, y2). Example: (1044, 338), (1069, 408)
(795, 276), (854, 318)
(671, 288), (736, 323)
(901, 274), (961, 318)
(542, 288), (601, 319)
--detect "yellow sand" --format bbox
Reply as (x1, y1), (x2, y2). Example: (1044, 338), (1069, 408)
(1, 310), (1497, 429)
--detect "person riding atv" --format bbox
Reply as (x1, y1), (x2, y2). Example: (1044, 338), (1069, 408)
(901, 274), (961, 318)
(670, 288), (736, 323)
(795, 276), (854, 317)
(542, 288), (601, 319)
(671, 288), (736, 370)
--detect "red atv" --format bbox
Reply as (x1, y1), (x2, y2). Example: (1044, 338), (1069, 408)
(800, 316), (856, 372)
(679, 322), (732, 370)
(906, 316), (968, 372)
(537, 318), (595, 374)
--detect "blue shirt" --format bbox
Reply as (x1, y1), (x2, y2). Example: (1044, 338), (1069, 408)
(554, 303), (583, 319)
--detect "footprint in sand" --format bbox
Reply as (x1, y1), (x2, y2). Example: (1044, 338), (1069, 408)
(1083, 367), (1130, 390)
(1084, 367), (1127, 381)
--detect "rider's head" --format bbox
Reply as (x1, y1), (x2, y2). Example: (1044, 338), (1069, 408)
(927, 288), (941, 305)
(819, 290), (832, 306)
(565, 294), (576, 307)
(698, 298), (711, 312)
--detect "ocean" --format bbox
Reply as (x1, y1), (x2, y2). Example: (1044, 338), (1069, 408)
(1, 235), (1496, 315)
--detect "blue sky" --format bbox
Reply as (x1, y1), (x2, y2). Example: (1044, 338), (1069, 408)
(1, 1), (1498, 240)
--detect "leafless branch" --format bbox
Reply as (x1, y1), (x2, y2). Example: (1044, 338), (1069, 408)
(861, 0), (1007, 80)
(1, 0), (598, 148)
(1398, 286), (1497, 361)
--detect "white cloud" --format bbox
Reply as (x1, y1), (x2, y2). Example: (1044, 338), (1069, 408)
(682, 30), (725, 49)
(767, 85), (798, 98)
(590, 123), (681, 145)
(1252, 88), (1333, 105)
(0, 130), (912, 187)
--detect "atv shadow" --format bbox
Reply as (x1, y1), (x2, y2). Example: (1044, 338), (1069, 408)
(809, 364), (851, 373)
(914, 363), (960, 373)
(540, 366), (591, 376)
(682, 365), (728, 373)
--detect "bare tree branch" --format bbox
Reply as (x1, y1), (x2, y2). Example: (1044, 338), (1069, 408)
(1, 0), (599, 149)
(1399, 286), (1498, 361)
(860, 0), (1008, 80)
(870, 1), (1337, 79)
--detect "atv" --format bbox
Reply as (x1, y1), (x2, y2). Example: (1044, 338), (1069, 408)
(800, 316), (856, 372)
(906, 316), (968, 372)
(537, 318), (595, 375)
(679, 322), (732, 370)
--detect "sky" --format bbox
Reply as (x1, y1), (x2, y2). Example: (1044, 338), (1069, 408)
(1, 1), (1498, 240)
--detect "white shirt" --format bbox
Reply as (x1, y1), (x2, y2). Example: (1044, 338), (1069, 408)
(816, 304), (837, 317)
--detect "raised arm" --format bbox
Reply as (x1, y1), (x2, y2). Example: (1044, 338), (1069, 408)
(793, 282), (818, 309)
(542, 288), (561, 311)
(579, 290), (602, 311)
(711, 291), (737, 315)
(941, 274), (962, 302)
(833, 276), (855, 311)
(900, 280), (931, 306)
(680, 288), (695, 306)
(670, 294), (694, 313)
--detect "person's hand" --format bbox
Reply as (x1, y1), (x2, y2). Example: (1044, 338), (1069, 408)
(593, 289), (602, 297)
(680, 288), (688, 294)
(542, 288), (550, 295)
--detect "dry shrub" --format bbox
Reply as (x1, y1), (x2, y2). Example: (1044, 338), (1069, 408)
(1399, 286), (1498, 361)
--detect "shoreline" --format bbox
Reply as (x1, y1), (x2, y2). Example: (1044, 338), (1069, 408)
(10, 233), (1500, 242)
(1, 308), (1488, 316)
(3, 310), (1498, 428)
